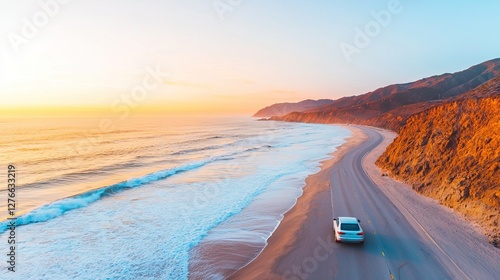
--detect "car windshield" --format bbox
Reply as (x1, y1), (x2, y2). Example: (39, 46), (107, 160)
(340, 223), (360, 231)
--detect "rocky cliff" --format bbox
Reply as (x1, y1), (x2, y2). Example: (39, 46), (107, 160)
(257, 59), (500, 246)
(376, 79), (500, 245)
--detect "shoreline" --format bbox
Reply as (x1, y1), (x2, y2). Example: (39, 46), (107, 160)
(228, 125), (368, 279)
(228, 126), (500, 279)
(229, 125), (500, 279)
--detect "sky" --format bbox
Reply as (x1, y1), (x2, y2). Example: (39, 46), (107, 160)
(0, 0), (499, 115)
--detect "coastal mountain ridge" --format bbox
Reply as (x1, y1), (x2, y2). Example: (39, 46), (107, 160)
(268, 58), (500, 131)
(255, 58), (500, 246)
(253, 99), (334, 117)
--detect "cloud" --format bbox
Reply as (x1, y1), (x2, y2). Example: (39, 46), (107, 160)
(269, 89), (298, 95)
(164, 80), (210, 88)
(212, 89), (299, 100)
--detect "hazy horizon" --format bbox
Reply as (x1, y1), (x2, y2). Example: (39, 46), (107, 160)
(1, 1), (500, 115)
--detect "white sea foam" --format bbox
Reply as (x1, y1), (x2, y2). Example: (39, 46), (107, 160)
(0, 160), (213, 233)
(0, 118), (350, 279)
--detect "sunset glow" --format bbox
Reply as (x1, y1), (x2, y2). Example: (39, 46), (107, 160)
(1, 1), (500, 115)
(2, 1), (500, 279)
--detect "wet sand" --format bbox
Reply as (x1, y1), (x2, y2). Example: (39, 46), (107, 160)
(228, 126), (367, 279)
(229, 125), (500, 279)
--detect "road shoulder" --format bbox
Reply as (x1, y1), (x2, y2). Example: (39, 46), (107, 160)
(361, 126), (500, 279)
(228, 125), (368, 279)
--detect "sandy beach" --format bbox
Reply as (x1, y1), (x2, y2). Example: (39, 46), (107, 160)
(229, 126), (368, 279)
(229, 125), (500, 279)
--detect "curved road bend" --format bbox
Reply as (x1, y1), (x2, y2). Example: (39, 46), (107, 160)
(328, 127), (458, 280)
(275, 127), (462, 280)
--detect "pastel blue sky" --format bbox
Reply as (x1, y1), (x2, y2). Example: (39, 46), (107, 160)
(0, 0), (499, 114)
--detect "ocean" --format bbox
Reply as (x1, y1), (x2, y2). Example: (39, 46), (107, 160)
(0, 115), (350, 279)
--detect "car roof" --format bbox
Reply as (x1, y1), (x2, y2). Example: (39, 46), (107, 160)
(339, 217), (359, 223)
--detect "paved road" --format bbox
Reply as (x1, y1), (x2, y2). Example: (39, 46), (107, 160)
(272, 126), (472, 279)
(325, 127), (464, 280)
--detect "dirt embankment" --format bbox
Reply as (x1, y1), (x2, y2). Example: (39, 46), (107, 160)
(376, 96), (500, 246)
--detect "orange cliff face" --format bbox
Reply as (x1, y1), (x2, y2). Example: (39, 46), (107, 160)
(377, 95), (500, 246)
(260, 60), (500, 246)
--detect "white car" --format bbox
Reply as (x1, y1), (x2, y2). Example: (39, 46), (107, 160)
(333, 217), (364, 243)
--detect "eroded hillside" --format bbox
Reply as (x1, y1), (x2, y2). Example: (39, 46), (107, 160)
(377, 96), (500, 246)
